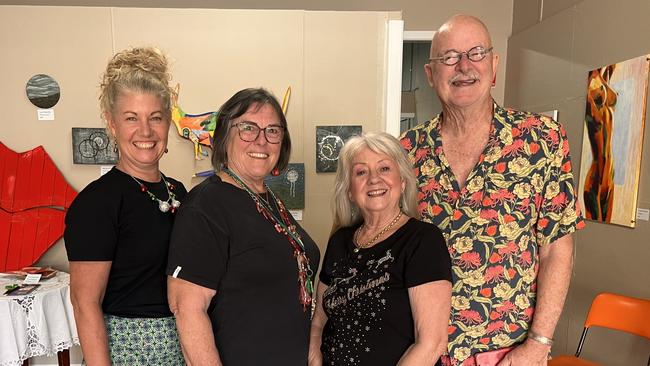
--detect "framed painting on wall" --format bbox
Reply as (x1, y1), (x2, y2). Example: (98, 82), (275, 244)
(265, 163), (305, 210)
(316, 125), (362, 173)
(72, 128), (118, 165)
(578, 54), (650, 228)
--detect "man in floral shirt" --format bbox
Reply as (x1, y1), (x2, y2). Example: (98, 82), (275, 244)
(400, 15), (585, 366)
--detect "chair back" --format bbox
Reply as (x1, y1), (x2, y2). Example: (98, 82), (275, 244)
(584, 292), (650, 339)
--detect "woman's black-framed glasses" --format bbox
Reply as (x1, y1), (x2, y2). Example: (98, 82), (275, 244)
(233, 121), (284, 144)
(429, 46), (493, 66)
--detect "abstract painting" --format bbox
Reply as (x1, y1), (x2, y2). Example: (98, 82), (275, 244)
(316, 125), (362, 172)
(265, 163), (305, 209)
(579, 55), (649, 227)
(72, 128), (118, 165)
(25, 74), (61, 109)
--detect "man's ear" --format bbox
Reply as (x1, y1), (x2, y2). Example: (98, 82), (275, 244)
(424, 63), (435, 88)
(491, 53), (500, 84)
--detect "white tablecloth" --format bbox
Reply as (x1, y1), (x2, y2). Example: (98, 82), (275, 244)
(0, 272), (79, 366)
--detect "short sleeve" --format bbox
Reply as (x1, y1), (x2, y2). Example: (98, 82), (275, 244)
(166, 204), (229, 290)
(536, 124), (586, 246)
(319, 228), (349, 286)
(64, 189), (118, 261)
(403, 224), (452, 288)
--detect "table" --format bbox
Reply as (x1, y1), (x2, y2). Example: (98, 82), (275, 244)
(0, 272), (79, 366)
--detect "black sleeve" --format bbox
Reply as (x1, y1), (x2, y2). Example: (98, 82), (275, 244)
(64, 185), (119, 261)
(319, 228), (348, 286)
(166, 203), (229, 290)
(403, 224), (452, 288)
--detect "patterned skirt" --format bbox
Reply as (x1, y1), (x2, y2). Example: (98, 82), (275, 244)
(102, 314), (185, 366)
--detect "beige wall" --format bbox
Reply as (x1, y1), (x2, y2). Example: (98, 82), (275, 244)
(506, 0), (650, 364)
(1, 0), (514, 105)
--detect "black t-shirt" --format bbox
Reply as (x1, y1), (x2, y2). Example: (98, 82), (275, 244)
(166, 175), (320, 366)
(64, 167), (187, 318)
(319, 218), (451, 366)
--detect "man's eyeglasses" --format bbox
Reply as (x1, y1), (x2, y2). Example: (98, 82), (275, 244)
(233, 121), (284, 144)
(429, 46), (493, 66)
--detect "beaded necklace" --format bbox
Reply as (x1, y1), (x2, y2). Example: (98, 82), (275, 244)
(130, 174), (181, 213)
(223, 168), (314, 312)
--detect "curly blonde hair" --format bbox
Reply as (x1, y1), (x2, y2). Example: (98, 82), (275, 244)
(99, 47), (174, 120)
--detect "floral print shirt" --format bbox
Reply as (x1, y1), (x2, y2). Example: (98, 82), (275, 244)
(400, 102), (585, 365)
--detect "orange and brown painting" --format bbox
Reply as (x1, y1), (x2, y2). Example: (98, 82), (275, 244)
(579, 55), (650, 227)
(583, 65), (616, 222)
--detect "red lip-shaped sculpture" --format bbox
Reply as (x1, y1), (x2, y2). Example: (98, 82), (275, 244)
(0, 142), (77, 271)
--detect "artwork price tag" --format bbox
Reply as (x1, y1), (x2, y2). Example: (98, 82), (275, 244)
(290, 210), (303, 221)
(100, 165), (114, 176)
(636, 208), (649, 221)
(24, 273), (42, 284)
(37, 109), (55, 120)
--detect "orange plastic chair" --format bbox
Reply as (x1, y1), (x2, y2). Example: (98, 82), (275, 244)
(549, 292), (650, 366)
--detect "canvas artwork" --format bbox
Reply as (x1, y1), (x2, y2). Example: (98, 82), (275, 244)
(579, 54), (650, 227)
(25, 74), (60, 109)
(265, 163), (305, 210)
(316, 125), (362, 172)
(71, 128), (118, 165)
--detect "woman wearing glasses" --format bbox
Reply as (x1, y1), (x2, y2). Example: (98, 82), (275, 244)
(166, 88), (320, 365)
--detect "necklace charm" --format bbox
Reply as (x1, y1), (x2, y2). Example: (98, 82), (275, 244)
(131, 174), (180, 213)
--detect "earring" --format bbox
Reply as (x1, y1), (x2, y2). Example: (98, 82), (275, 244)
(272, 167), (280, 176)
(113, 142), (118, 153)
(165, 147), (169, 154)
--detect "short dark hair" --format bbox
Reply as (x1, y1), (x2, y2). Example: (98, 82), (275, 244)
(211, 88), (291, 172)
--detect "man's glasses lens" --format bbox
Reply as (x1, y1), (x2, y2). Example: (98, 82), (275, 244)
(432, 46), (493, 66)
(235, 122), (283, 144)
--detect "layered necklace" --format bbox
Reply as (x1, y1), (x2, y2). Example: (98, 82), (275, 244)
(223, 168), (314, 312)
(353, 211), (403, 253)
(131, 174), (181, 213)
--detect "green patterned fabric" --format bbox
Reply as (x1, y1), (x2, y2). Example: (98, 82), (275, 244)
(103, 314), (185, 366)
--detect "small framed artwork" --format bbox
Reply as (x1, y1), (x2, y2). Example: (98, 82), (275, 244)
(72, 128), (118, 165)
(26, 74), (61, 109)
(265, 163), (305, 209)
(316, 125), (362, 172)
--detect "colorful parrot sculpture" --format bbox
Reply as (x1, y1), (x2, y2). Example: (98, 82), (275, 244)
(171, 84), (218, 160)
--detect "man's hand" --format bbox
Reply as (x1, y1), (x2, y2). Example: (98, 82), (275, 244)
(496, 340), (549, 366)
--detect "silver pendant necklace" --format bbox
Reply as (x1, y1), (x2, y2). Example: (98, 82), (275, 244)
(130, 174), (181, 213)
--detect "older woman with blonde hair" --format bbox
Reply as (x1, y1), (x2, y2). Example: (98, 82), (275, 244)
(309, 132), (452, 366)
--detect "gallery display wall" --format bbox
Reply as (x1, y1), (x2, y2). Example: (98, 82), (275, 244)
(506, 0), (650, 364)
(0, 6), (399, 274)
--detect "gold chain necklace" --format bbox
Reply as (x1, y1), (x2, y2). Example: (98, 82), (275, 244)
(353, 211), (403, 253)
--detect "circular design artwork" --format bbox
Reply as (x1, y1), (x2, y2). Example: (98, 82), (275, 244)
(25, 74), (61, 109)
(318, 135), (345, 161)
(78, 131), (112, 159)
